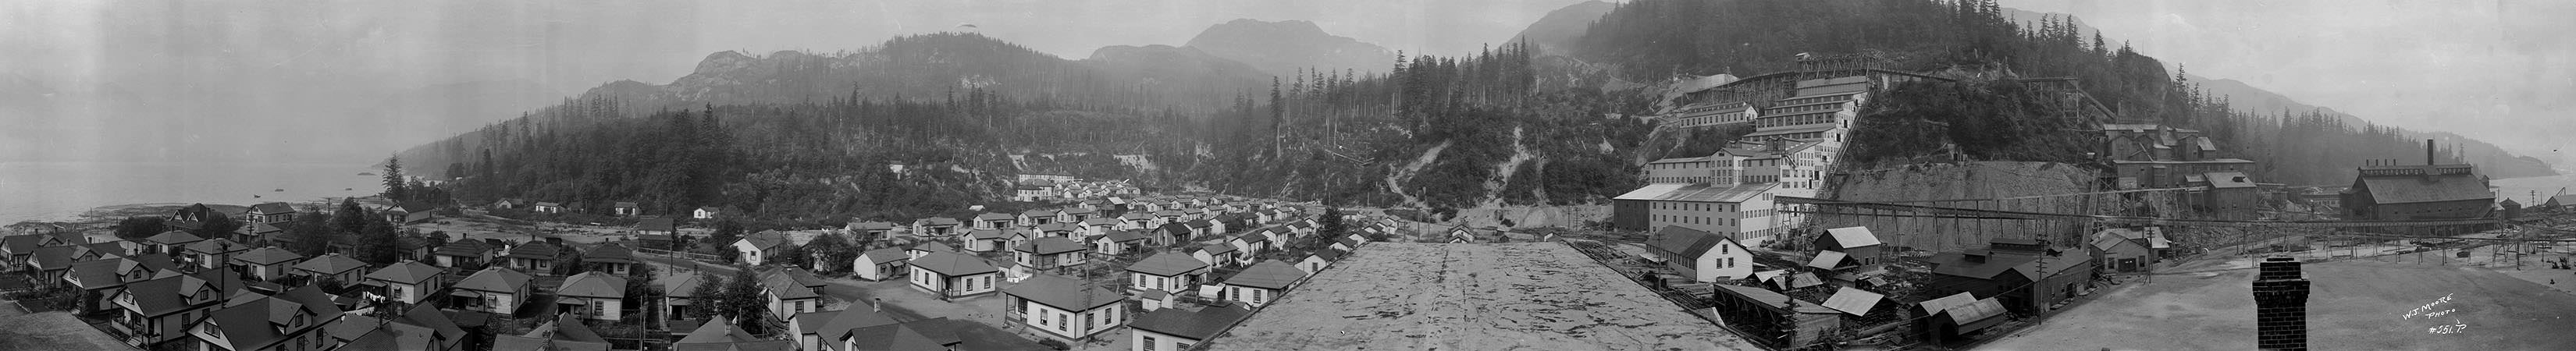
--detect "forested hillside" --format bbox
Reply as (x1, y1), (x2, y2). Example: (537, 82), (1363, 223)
(1573, 0), (2542, 186)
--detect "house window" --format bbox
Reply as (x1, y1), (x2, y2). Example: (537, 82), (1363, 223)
(1143, 335), (1159, 351)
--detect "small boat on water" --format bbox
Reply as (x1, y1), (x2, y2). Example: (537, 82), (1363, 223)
(359, 172), (376, 176)
(273, 189), (284, 192)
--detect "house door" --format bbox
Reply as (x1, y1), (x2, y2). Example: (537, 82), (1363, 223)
(2119, 258), (2138, 272)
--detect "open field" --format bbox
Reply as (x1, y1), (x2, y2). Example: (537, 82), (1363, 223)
(1984, 260), (2576, 351)
(1204, 243), (1758, 351)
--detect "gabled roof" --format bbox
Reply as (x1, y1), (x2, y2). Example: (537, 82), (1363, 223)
(292, 254), (367, 275)
(119, 274), (220, 315)
(183, 238), (248, 254)
(1646, 226), (1735, 258)
(146, 230), (205, 246)
(1035, 222), (1080, 232)
(1614, 183), (1777, 202)
(205, 287), (343, 351)
(909, 242), (956, 254)
(585, 244), (637, 264)
(973, 213), (1016, 222)
(736, 232), (791, 251)
(1196, 243), (1236, 256)
(435, 239), (495, 257)
(848, 222), (898, 231)
(1822, 227), (1882, 249)
(856, 248), (909, 264)
(757, 272), (821, 300)
(1128, 252), (1210, 277)
(365, 261), (446, 285)
(909, 252), (998, 276)
(30, 246), (78, 269)
(1119, 212), (1153, 220)
(248, 202), (296, 214)
(796, 307), (900, 346)
(1820, 287), (1884, 316)
(1233, 232), (1268, 244)
(1002, 273), (1123, 311)
(1807, 250), (1848, 270)
(455, 267), (532, 292)
(1156, 223), (1192, 236)
(557, 271), (628, 298)
(1224, 261), (1304, 289)
(1081, 218), (1122, 226)
(1101, 229), (1148, 243)
(964, 229), (1006, 239)
(916, 217), (963, 227)
(656, 271), (705, 298)
(2204, 172), (2257, 189)
(637, 218), (677, 232)
(1185, 219), (1213, 229)
(1129, 303), (1254, 340)
(2355, 172), (2492, 204)
(1, 234), (44, 254)
(507, 240), (563, 260)
(233, 246), (306, 265)
(1013, 237), (1085, 255)
(1308, 250), (1344, 261)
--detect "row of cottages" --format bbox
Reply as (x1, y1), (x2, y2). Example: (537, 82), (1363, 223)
(1004, 273), (1130, 342)
(1646, 226), (1755, 282)
(557, 271), (628, 321)
(451, 266), (535, 314)
(908, 252), (1002, 299)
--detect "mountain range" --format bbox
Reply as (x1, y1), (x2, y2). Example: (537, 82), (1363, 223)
(1182, 19), (1397, 76)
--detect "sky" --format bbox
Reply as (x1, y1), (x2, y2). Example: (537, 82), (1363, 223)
(9, 0), (2567, 167)
(1998, 0), (2576, 168)
(0, 0), (1592, 164)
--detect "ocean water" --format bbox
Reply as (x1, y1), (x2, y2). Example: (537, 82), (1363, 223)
(0, 161), (384, 224)
(2496, 173), (2576, 205)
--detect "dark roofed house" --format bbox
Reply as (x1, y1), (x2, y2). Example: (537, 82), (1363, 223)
(1221, 261), (1304, 307)
(1012, 237), (1089, 272)
(1002, 273), (1128, 342)
(453, 267), (534, 314)
(291, 253), (369, 288)
(191, 285), (346, 351)
(230, 246), (307, 282)
(245, 202), (297, 224)
(846, 221), (898, 242)
(1645, 226), (1753, 282)
(144, 230), (205, 256)
(557, 271), (629, 321)
(732, 231), (793, 266)
(366, 261), (448, 305)
(852, 247), (910, 281)
(913, 217), (964, 237)
(909, 252), (1001, 298)
(1130, 303), (1253, 351)
(1126, 252), (1209, 295)
(431, 239), (496, 268)
(585, 244), (638, 276)
(491, 313), (613, 351)
(113, 272), (236, 347)
(674, 316), (796, 351)
(503, 240), (568, 273)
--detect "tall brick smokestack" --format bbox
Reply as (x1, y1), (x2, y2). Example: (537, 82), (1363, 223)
(2253, 257), (2311, 350)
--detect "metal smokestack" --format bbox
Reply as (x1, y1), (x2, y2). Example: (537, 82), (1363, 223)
(2425, 139), (2436, 165)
